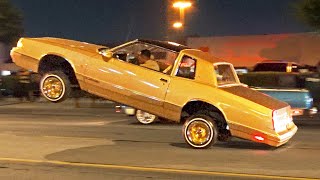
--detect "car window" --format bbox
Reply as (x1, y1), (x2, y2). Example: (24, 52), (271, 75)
(176, 55), (196, 79)
(148, 47), (178, 74)
(113, 42), (178, 73)
(214, 64), (238, 85)
(253, 63), (287, 72)
(113, 42), (149, 64)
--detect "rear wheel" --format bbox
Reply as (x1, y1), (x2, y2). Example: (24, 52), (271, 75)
(40, 71), (71, 103)
(183, 114), (218, 149)
(135, 109), (158, 124)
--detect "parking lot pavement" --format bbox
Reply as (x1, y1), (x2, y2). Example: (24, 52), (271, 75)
(0, 97), (115, 107)
(0, 97), (23, 106)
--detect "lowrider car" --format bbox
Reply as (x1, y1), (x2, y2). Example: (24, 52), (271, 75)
(10, 37), (297, 149)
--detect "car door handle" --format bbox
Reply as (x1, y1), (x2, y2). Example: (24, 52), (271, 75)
(160, 78), (168, 83)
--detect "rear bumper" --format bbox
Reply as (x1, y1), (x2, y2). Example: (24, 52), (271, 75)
(267, 125), (298, 147)
(230, 123), (298, 147)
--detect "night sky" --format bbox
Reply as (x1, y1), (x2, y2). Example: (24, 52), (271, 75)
(10, 0), (311, 45)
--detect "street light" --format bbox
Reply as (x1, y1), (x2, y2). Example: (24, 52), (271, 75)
(173, 22), (183, 29)
(173, 1), (192, 9)
(173, 1), (192, 25)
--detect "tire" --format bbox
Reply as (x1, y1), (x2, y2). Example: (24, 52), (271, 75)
(183, 114), (218, 149)
(40, 71), (71, 103)
(135, 109), (158, 124)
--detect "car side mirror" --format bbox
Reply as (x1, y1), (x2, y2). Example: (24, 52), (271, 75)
(98, 48), (113, 60)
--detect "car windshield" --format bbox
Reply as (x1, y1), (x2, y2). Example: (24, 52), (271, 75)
(214, 63), (239, 86)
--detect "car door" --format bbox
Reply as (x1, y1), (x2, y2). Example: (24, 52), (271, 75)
(111, 59), (170, 115)
(82, 54), (126, 103)
(83, 43), (172, 116)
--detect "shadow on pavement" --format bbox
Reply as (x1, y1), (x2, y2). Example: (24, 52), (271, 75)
(170, 140), (278, 150)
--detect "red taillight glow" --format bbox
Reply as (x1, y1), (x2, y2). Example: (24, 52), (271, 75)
(254, 135), (264, 141)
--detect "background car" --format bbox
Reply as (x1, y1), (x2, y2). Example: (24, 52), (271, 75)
(239, 72), (318, 116)
(0, 69), (41, 100)
(116, 105), (158, 125)
(253, 60), (302, 73)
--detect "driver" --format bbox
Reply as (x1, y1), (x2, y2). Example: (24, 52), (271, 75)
(137, 49), (160, 71)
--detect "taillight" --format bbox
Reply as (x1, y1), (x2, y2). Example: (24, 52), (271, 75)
(254, 135), (264, 141)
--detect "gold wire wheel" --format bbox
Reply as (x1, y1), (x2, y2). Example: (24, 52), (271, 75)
(186, 119), (212, 146)
(42, 76), (64, 99)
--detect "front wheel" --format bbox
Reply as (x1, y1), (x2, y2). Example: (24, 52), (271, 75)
(40, 71), (71, 103)
(135, 109), (158, 124)
(183, 114), (218, 149)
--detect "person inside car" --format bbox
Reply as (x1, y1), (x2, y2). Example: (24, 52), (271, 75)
(137, 49), (160, 71)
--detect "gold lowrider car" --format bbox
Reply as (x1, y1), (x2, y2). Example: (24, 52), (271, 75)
(10, 37), (297, 149)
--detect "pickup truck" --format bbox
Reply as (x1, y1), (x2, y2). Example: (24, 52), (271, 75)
(10, 37), (297, 149)
(239, 72), (317, 116)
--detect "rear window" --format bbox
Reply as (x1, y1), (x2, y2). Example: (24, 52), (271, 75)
(214, 64), (238, 86)
(253, 63), (287, 72)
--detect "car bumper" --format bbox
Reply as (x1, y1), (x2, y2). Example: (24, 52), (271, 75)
(230, 122), (298, 147)
(291, 107), (318, 116)
(266, 124), (298, 147)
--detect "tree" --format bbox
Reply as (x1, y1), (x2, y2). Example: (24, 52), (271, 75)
(294, 0), (320, 31)
(0, 0), (23, 44)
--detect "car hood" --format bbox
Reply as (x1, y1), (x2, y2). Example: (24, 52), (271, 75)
(30, 37), (107, 54)
(220, 85), (288, 110)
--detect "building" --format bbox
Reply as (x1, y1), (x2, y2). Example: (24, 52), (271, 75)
(187, 33), (320, 67)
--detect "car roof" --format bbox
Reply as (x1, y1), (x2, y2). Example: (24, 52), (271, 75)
(258, 60), (298, 64)
(137, 39), (190, 52)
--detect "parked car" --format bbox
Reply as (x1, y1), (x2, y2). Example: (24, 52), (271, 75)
(116, 105), (158, 124)
(253, 60), (302, 73)
(11, 37), (297, 149)
(0, 69), (40, 100)
(239, 72), (317, 116)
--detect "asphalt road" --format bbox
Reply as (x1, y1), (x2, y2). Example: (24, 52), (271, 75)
(0, 98), (319, 180)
